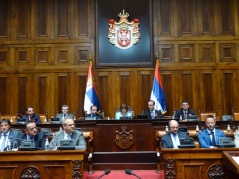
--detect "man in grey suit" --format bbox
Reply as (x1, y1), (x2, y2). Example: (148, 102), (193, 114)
(0, 119), (19, 151)
(161, 120), (188, 148)
(56, 105), (74, 122)
(49, 117), (86, 150)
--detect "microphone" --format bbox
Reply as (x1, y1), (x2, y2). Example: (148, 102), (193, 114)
(97, 169), (111, 179)
(125, 169), (142, 179)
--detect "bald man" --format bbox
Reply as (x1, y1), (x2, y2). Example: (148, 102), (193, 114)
(161, 120), (188, 148)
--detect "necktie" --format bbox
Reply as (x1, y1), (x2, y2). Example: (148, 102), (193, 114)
(184, 111), (187, 119)
(1, 134), (7, 151)
(211, 131), (216, 146)
(173, 134), (178, 148)
(151, 111), (155, 119)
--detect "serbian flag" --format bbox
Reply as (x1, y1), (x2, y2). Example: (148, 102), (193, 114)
(84, 60), (100, 114)
(150, 59), (167, 114)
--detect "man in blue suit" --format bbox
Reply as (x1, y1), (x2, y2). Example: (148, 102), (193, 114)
(0, 119), (19, 151)
(198, 115), (226, 148)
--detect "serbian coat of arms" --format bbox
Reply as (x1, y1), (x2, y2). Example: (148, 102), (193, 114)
(108, 10), (140, 50)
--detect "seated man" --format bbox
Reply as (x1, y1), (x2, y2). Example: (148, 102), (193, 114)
(115, 103), (133, 120)
(161, 120), (188, 148)
(17, 122), (46, 150)
(85, 105), (103, 120)
(198, 115), (226, 148)
(0, 119), (19, 151)
(21, 106), (42, 124)
(143, 100), (163, 119)
(56, 104), (74, 122)
(174, 100), (198, 121)
(49, 117), (86, 150)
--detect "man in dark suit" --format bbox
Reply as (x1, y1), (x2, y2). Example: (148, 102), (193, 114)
(49, 117), (86, 150)
(21, 106), (42, 124)
(56, 104), (74, 122)
(161, 120), (188, 148)
(85, 105), (103, 120)
(198, 115), (226, 148)
(0, 119), (19, 151)
(174, 100), (198, 121)
(143, 100), (163, 119)
(17, 122), (46, 150)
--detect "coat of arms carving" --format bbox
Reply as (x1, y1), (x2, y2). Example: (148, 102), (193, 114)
(108, 10), (140, 50)
(115, 126), (134, 149)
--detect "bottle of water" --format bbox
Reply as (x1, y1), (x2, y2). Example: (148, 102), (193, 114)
(172, 110), (176, 119)
(73, 116), (76, 121)
(44, 117), (47, 123)
(108, 116), (110, 120)
(227, 124), (231, 132)
(45, 138), (49, 151)
(179, 115), (182, 121)
(196, 125), (199, 132)
(6, 139), (11, 151)
(10, 118), (13, 123)
(165, 126), (169, 132)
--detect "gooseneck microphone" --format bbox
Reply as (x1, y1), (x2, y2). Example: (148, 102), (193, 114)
(97, 169), (111, 179)
(125, 169), (142, 179)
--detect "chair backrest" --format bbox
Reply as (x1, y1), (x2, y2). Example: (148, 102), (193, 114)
(199, 113), (217, 121)
(0, 115), (17, 124)
(39, 114), (46, 123)
(233, 113), (239, 121)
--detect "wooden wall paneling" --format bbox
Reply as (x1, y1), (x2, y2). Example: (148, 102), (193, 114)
(97, 72), (110, 117)
(14, 46), (33, 67)
(158, 44), (174, 63)
(15, 0), (31, 39)
(177, 0), (196, 35)
(16, 74), (31, 115)
(138, 70), (154, 114)
(35, 0), (52, 39)
(181, 71), (193, 111)
(0, 46), (11, 66)
(54, 73), (71, 115)
(0, 76), (7, 114)
(54, 46), (74, 65)
(74, 45), (90, 65)
(119, 71), (130, 107)
(217, 0), (234, 35)
(178, 44), (195, 63)
(0, 1), (9, 39)
(76, 72), (87, 118)
(234, 0), (239, 35)
(161, 72), (173, 115)
(197, 0), (214, 35)
(219, 43), (236, 62)
(198, 43), (216, 62)
(220, 70), (237, 115)
(156, 0), (173, 36)
(75, 0), (90, 37)
(129, 70), (138, 115)
(172, 71), (182, 110)
(55, 0), (73, 39)
(34, 45), (53, 66)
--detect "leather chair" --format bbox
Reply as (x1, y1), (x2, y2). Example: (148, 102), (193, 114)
(199, 113), (217, 121)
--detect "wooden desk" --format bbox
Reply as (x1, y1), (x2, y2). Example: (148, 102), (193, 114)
(222, 151), (239, 178)
(0, 150), (85, 179)
(161, 148), (239, 179)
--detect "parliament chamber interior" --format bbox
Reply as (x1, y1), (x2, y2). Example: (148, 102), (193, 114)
(1, 0), (239, 178)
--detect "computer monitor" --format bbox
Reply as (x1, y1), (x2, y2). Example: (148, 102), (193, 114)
(16, 118), (26, 124)
(217, 137), (235, 148)
(120, 116), (130, 120)
(50, 118), (60, 124)
(136, 115), (148, 119)
(57, 140), (75, 150)
(18, 140), (37, 151)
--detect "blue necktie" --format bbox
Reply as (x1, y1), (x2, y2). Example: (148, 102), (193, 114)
(1, 134), (7, 151)
(151, 112), (155, 119)
(211, 131), (216, 146)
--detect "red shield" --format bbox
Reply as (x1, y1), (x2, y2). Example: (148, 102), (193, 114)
(117, 30), (131, 47)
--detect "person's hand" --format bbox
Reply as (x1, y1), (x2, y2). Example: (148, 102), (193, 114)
(182, 119), (188, 122)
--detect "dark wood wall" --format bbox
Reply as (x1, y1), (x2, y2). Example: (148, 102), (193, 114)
(0, 0), (239, 119)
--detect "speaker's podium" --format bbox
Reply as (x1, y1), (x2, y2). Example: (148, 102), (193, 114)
(223, 151), (239, 178)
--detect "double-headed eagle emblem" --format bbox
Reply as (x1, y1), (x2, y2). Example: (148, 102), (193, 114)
(108, 10), (140, 50)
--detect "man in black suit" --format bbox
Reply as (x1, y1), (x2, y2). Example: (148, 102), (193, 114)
(143, 100), (163, 119)
(161, 120), (188, 148)
(21, 106), (42, 123)
(174, 100), (198, 121)
(17, 122), (46, 150)
(85, 105), (103, 120)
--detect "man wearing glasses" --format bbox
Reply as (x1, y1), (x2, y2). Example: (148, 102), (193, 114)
(49, 117), (86, 150)
(161, 120), (188, 148)
(198, 115), (225, 148)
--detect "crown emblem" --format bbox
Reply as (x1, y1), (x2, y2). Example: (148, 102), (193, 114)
(118, 10), (129, 20)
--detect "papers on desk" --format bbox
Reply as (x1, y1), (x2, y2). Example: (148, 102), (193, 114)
(232, 156), (239, 165)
